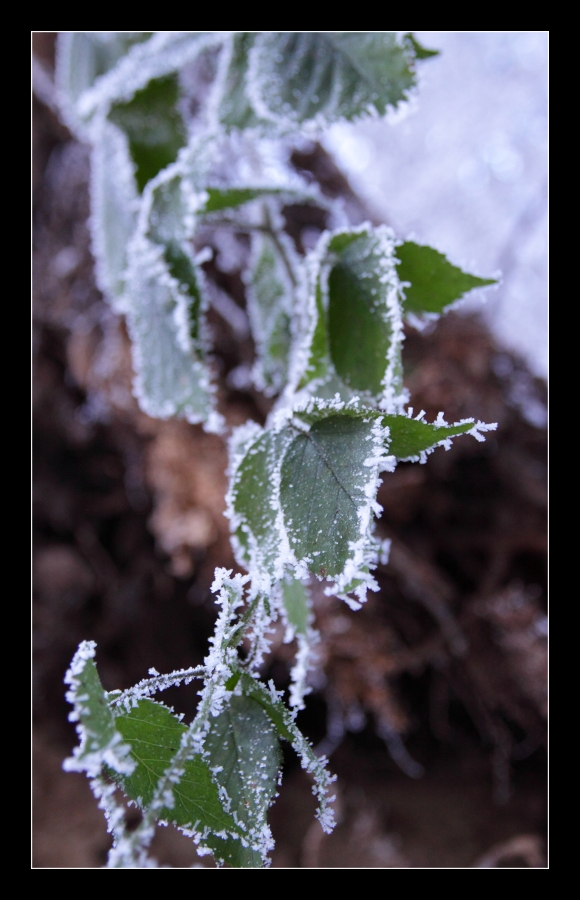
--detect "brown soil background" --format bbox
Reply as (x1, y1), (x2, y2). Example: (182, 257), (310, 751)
(33, 34), (547, 869)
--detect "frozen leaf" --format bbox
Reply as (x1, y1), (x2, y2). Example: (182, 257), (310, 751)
(383, 413), (475, 459)
(89, 121), (139, 309)
(109, 75), (187, 193)
(67, 32), (220, 126)
(229, 426), (293, 579)
(56, 32), (151, 125)
(204, 693), (281, 867)
(112, 699), (238, 838)
(296, 225), (405, 412)
(327, 229), (403, 400)
(280, 413), (383, 579)
(249, 33), (418, 128)
(396, 241), (497, 317)
(125, 168), (217, 425)
(246, 232), (295, 395)
(239, 674), (336, 832)
(63, 641), (134, 777)
(216, 33), (270, 131)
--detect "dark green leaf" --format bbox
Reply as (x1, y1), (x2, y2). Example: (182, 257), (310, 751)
(396, 241), (497, 316)
(201, 186), (284, 214)
(253, 33), (416, 126)
(112, 699), (237, 836)
(280, 414), (378, 578)
(204, 694), (281, 867)
(327, 230), (402, 397)
(383, 414), (474, 458)
(110, 75), (187, 192)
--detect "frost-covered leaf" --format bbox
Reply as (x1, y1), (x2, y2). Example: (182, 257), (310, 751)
(239, 674), (337, 833)
(112, 699), (237, 839)
(296, 226), (405, 412)
(282, 574), (310, 636)
(109, 75), (187, 193)
(64, 32), (221, 127)
(396, 241), (497, 317)
(204, 693), (281, 867)
(63, 641), (134, 777)
(248, 33), (419, 128)
(228, 424), (294, 580)
(229, 400), (496, 603)
(383, 413), (477, 460)
(215, 33), (270, 132)
(125, 168), (217, 426)
(56, 32), (151, 123)
(89, 120), (139, 309)
(326, 229), (404, 400)
(229, 403), (390, 604)
(246, 232), (295, 395)
(280, 413), (384, 580)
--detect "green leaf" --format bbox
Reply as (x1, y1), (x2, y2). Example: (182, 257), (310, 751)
(251, 33), (417, 127)
(64, 641), (135, 778)
(297, 226), (404, 410)
(204, 693), (281, 867)
(246, 233), (294, 395)
(239, 674), (297, 745)
(383, 414), (474, 459)
(396, 241), (497, 316)
(238, 673), (336, 833)
(326, 229), (403, 398)
(112, 699), (237, 837)
(230, 426), (293, 577)
(282, 575), (310, 636)
(201, 186), (285, 214)
(403, 33), (439, 60)
(109, 75), (187, 192)
(280, 414), (380, 578)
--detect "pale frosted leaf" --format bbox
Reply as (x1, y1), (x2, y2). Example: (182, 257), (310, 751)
(249, 33), (418, 128)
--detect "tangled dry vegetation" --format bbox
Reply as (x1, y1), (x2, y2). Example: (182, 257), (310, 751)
(33, 39), (546, 868)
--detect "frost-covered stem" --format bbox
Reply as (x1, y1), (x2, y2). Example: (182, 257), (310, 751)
(107, 665), (207, 710)
(107, 570), (265, 863)
(223, 593), (261, 650)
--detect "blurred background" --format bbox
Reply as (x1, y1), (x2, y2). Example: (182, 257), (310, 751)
(33, 32), (547, 868)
